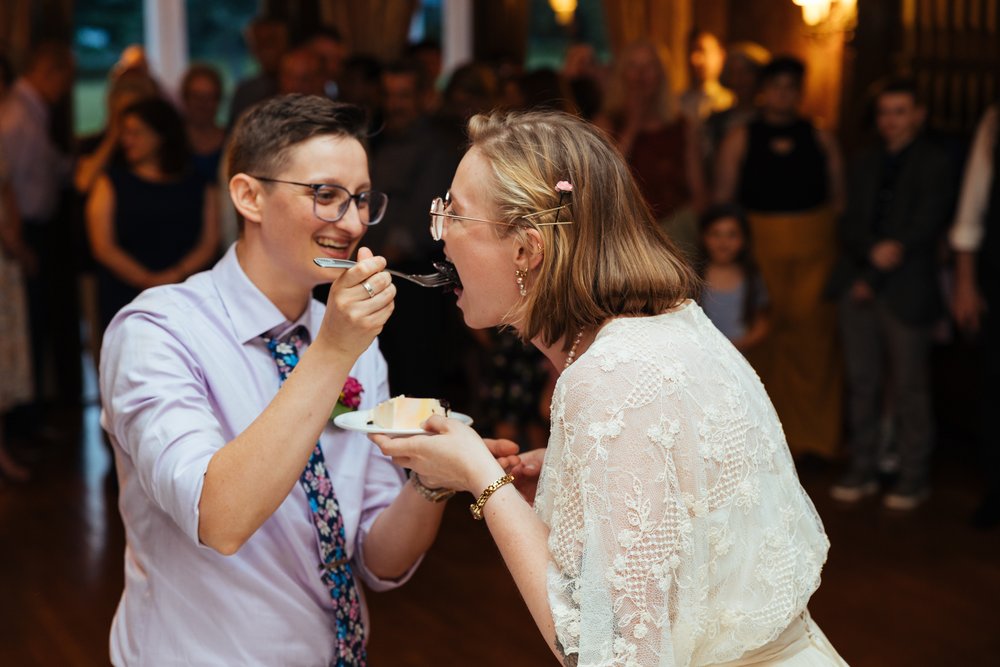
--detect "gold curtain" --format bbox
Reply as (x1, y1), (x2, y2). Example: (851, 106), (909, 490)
(319, 0), (418, 62)
(601, 0), (692, 90)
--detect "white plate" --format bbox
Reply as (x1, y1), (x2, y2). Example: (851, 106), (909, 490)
(333, 409), (473, 436)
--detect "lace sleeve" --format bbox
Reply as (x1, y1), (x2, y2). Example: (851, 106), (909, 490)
(540, 353), (699, 667)
(535, 312), (830, 667)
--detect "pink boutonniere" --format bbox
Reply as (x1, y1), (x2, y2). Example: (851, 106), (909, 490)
(331, 376), (364, 420)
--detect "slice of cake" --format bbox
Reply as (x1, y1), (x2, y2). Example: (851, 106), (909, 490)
(371, 396), (448, 429)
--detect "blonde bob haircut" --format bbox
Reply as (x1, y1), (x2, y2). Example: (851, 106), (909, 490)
(466, 109), (698, 349)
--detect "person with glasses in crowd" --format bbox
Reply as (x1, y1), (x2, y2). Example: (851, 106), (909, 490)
(98, 95), (491, 666)
(373, 110), (846, 666)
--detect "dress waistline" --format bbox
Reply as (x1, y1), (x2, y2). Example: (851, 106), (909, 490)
(712, 611), (813, 666)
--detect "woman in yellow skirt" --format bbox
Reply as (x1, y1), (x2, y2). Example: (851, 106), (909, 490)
(715, 56), (845, 458)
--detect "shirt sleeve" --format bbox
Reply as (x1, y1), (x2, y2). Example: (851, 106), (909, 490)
(100, 306), (227, 547)
(351, 342), (421, 591)
(545, 358), (696, 667)
(950, 106), (997, 252)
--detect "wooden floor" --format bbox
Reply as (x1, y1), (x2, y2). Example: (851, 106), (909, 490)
(2, 387), (998, 665)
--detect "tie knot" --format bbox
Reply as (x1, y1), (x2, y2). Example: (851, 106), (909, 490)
(262, 325), (311, 380)
(263, 324), (310, 349)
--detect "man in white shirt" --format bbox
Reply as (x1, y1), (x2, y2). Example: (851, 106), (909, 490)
(949, 105), (1000, 528)
(0, 40), (74, 419)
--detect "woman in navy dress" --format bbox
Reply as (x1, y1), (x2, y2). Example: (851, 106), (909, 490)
(86, 97), (219, 334)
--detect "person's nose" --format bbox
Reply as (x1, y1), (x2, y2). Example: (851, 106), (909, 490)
(336, 197), (366, 236)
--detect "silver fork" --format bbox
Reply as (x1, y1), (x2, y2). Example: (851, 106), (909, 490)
(313, 257), (453, 288)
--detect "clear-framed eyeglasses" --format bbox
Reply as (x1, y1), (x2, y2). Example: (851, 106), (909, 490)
(252, 176), (389, 225)
(428, 191), (573, 241)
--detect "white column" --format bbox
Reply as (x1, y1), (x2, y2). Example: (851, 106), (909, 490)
(143, 0), (189, 99)
(442, 0), (473, 80)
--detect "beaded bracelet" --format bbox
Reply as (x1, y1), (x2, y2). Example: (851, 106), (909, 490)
(470, 474), (515, 520)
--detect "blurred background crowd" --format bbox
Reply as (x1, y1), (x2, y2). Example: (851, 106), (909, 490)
(0, 1), (999, 663)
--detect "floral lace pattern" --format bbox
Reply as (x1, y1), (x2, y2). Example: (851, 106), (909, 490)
(535, 303), (829, 667)
(263, 327), (366, 667)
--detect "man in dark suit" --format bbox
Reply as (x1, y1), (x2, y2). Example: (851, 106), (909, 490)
(828, 79), (955, 510)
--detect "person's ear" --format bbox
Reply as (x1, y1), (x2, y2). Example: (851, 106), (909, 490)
(513, 227), (545, 271)
(230, 174), (265, 227)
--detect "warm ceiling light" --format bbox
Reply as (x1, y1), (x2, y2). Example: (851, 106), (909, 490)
(793, 0), (832, 27)
(549, 0), (577, 26)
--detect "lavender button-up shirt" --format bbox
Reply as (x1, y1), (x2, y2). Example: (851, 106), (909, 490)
(101, 245), (412, 666)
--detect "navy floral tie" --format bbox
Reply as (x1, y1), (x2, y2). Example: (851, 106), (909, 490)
(262, 326), (366, 666)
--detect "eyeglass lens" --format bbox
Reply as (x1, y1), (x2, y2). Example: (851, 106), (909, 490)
(429, 197), (446, 240)
(315, 185), (387, 225)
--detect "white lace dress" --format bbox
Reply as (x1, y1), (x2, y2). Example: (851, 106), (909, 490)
(535, 302), (840, 666)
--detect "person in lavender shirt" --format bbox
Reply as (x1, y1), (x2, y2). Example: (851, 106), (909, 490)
(100, 95), (500, 666)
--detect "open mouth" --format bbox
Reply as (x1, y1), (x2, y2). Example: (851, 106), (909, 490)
(431, 260), (463, 290)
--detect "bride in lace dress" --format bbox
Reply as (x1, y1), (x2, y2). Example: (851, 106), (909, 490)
(372, 110), (847, 666)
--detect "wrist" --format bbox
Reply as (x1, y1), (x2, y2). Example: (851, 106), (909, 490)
(469, 460), (507, 497)
(410, 472), (456, 503)
(469, 472), (515, 520)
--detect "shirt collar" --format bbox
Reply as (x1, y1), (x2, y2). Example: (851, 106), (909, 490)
(212, 243), (323, 345)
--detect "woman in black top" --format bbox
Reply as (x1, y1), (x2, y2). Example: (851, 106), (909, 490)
(713, 56), (845, 460)
(86, 97), (219, 334)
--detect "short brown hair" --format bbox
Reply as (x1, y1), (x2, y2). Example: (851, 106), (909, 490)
(227, 94), (369, 232)
(466, 110), (698, 348)
(227, 94), (368, 181)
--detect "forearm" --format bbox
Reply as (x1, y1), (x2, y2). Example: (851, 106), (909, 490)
(482, 482), (562, 663)
(94, 244), (160, 288)
(361, 481), (447, 580)
(171, 236), (217, 278)
(172, 187), (220, 277)
(954, 251), (977, 287)
(199, 341), (355, 554)
(74, 138), (117, 194)
(734, 314), (770, 351)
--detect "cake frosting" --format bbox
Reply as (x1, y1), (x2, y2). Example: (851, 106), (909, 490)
(371, 396), (447, 429)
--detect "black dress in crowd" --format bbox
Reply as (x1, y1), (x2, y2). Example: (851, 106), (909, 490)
(96, 166), (207, 328)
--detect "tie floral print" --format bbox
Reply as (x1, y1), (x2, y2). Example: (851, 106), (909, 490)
(262, 326), (367, 666)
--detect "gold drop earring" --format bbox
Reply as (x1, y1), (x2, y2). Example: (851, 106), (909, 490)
(515, 269), (527, 296)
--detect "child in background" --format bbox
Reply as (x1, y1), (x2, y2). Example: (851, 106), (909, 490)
(699, 205), (770, 351)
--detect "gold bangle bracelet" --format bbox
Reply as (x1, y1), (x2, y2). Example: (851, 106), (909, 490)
(469, 474), (515, 520)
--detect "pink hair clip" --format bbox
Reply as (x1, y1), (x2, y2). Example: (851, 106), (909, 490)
(555, 180), (574, 193)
